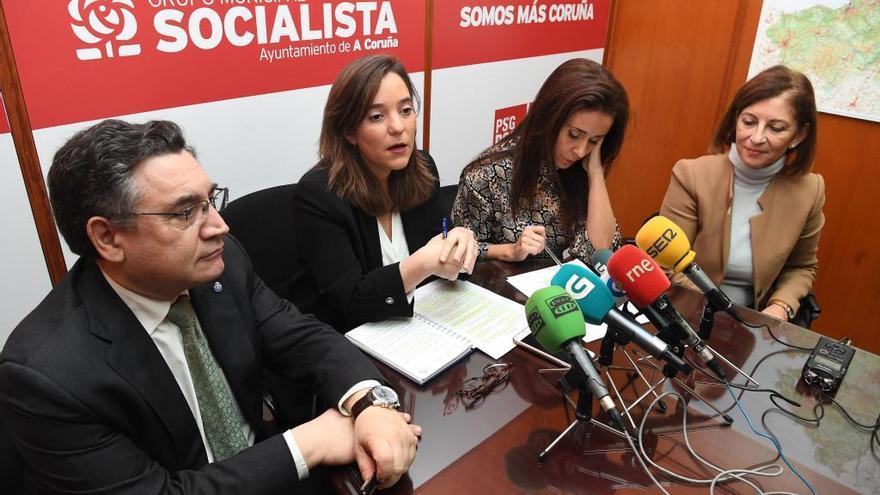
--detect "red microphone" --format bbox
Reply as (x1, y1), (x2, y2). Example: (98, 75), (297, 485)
(605, 246), (669, 308)
(607, 245), (726, 380)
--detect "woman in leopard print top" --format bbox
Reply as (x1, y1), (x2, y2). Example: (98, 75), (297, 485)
(452, 58), (629, 262)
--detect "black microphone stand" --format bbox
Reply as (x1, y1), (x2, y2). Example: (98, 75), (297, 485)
(598, 312), (733, 428)
(699, 303), (716, 340)
(698, 304), (760, 386)
(537, 367), (626, 461)
(596, 321), (670, 432)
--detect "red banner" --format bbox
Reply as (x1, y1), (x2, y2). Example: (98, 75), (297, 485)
(3, 0), (425, 130)
(433, 0), (609, 69)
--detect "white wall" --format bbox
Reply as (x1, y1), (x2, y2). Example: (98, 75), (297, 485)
(0, 134), (52, 346)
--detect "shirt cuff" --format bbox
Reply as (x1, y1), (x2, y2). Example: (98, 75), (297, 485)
(338, 379), (382, 416)
(282, 429), (310, 480)
(476, 241), (489, 261)
(406, 290), (415, 304)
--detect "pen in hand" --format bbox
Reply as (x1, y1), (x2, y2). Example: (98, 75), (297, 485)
(360, 476), (378, 495)
(441, 217), (448, 240)
(543, 245), (562, 266)
(527, 221), (560, 265)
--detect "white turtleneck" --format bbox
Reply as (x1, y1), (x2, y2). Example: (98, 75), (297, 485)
(720, 144), (785, 307)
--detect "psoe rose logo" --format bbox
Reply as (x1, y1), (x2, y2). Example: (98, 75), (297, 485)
(68, 0), (141, 61)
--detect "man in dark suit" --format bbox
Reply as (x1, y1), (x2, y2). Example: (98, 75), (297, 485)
(0, 119), (420, 494)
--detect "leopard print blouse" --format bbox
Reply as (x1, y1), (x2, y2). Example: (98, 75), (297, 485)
(451, 137), (621, 262)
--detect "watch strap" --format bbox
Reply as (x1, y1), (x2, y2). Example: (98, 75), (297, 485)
(769, 299), (794, 320)
(351, 387), (399, 420)
(351, 392), (374, 420)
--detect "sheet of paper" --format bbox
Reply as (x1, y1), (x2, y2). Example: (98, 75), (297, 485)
(505, 259), (589, 298)
(415, 280), (527, 359)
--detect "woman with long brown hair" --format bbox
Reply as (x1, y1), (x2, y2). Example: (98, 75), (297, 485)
(292, 55), (477, 331)
(452, 58), (629, 262)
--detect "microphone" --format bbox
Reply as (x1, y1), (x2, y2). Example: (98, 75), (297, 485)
(525, 286), (623, 427)
(635, 216), (735, 316)
(550, 264), (691, 375)
(595, 248), (670, 335)
(589, 249), (628, 306)
(607, 245), (726, 380)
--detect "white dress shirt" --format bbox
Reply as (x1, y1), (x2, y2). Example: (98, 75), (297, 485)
(378, 212), (415, 303)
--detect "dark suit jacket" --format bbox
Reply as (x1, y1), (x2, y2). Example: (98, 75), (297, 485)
(290, 152), (446, 331)
(0, 236), (380, 494)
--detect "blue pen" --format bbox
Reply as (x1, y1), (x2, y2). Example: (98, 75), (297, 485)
(442, 217), (448, 239)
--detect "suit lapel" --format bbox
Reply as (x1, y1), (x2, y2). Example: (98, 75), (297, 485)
(751, 177), (778, 300)
(356, 206), (383, 268)
(189, 280), (261, 428)
(79, 262), (205, 467)
(401, 207), (436, 255)
(721, 161), (734, 278)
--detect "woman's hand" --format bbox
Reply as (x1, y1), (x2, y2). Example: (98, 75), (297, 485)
(510, 225), (546, 261)
(412, 228), (478, 282)
(584, 137), (605, 180)
(438, 227), (478, 275)
(761, 304), (789, 321)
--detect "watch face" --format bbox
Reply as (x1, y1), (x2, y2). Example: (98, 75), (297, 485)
(373, 386), (399, 403)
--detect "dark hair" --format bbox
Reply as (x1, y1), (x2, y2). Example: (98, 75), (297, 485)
(319, 55), (434, 216)
(711, 65), (817, 174)
(466, 58), (629, 229)
(48, 119), (194, 258)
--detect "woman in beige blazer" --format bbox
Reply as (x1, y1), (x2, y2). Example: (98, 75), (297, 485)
(660, 65), (825, 322)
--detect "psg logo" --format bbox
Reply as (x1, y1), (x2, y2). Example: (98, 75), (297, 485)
(68, 0), (141, 60)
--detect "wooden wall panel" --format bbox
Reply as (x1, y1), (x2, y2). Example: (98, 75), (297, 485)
(605, 0), (880, 354)
(806, 115), (880, 350)
(604, 0), (748, 231)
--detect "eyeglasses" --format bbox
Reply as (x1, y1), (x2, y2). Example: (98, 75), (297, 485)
(132, 186), (228, 229)
(457, 362), (512, 410)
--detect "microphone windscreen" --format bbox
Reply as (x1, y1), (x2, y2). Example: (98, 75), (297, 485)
(607, 245), (671, 307)
(589, 249), (614, 275)
(525, 286), (586, 353)
(550, 264), (615, 324)
(635, 216), (695, 272)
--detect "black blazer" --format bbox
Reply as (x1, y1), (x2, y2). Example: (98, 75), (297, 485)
(0, 236), (380, 494)
(291, 152), (447, 331)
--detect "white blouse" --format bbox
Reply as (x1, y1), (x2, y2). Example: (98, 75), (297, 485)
(377, 212), (415, 303)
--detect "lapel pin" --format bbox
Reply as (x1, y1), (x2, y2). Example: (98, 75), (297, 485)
(213, 281), (223, 293)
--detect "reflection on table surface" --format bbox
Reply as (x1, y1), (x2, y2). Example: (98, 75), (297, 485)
(332, 260), (880, 495)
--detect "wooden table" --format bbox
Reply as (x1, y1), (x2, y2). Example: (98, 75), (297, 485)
(332, 260), (880, 494)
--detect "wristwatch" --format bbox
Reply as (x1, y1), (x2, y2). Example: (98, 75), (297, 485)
(351, 385), (400, 419)
(769, 299), (795, 321)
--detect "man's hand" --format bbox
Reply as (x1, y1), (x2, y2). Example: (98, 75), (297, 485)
(353, 407), (421, 489)
(290, 409), (357, 468)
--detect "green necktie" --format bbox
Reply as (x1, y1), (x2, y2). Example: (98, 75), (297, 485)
(167, 296), (249, 461)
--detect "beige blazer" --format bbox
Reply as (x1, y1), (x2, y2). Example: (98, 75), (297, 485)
(659, 153), (825, 313)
